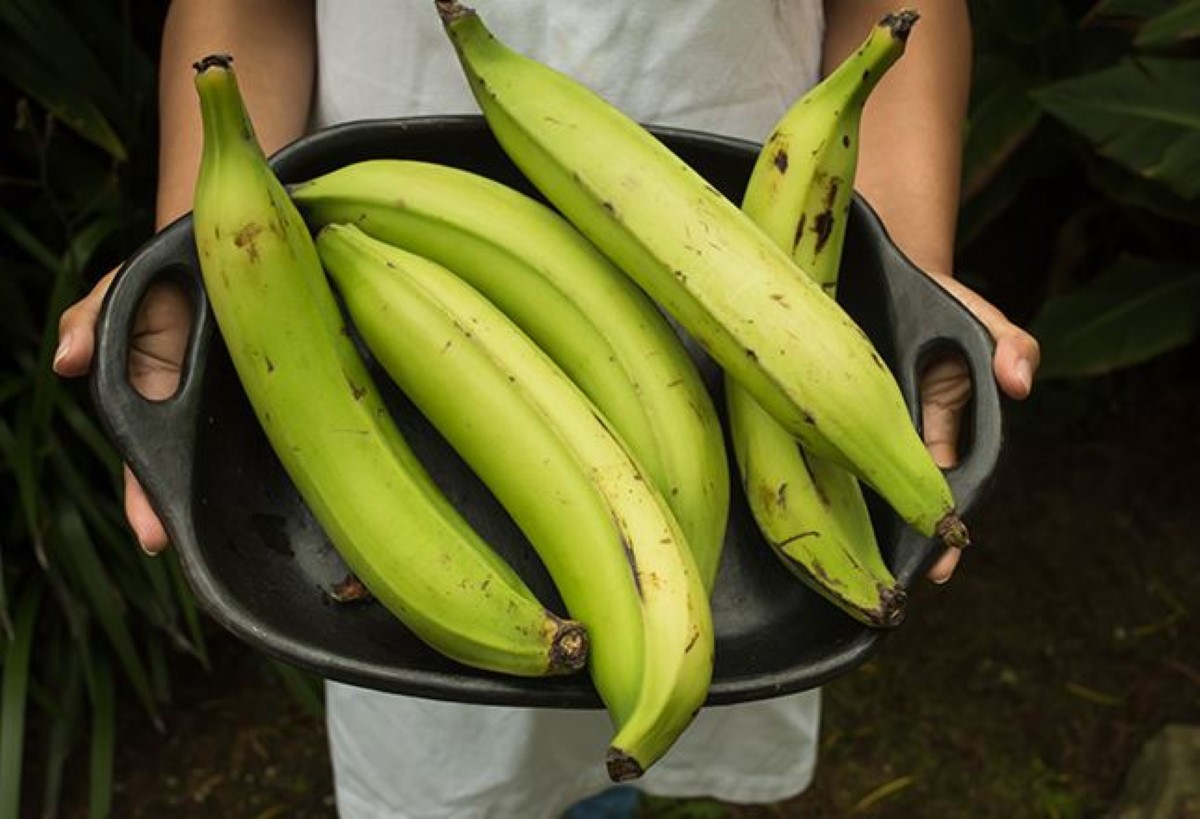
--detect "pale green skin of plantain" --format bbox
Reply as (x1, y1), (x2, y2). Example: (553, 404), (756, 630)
(190, 58), (587, 678)
(291, 160), (729, 593)
(436, 3), (966, 550)
(316, 223), (714, 782)
(727, 15), (916, 628)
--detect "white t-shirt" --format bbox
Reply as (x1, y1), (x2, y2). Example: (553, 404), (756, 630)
(312, 2), (827, 817)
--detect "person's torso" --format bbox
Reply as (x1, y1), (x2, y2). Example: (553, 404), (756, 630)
(312, 0), (825, 142)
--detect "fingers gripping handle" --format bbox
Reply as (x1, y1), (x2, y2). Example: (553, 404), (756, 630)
(882, 249), (1004, 520)
(89, 215), (211, 530)
(844, 197), (1005, 582)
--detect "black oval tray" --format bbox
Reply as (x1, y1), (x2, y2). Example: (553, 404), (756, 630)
(91, 116), (1003, 707)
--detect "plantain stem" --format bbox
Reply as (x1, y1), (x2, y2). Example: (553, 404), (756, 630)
(435, 0), (473, 25)
(882, 9), (920, 42)
(193, 52), (234, 74)
(936, 512), (971, 551)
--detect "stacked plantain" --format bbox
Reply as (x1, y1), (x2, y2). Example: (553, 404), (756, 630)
(187, 2), (961, 782)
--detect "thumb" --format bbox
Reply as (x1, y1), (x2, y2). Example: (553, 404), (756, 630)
(54, 268), (119, 378)
(927, 273), (1041, 400)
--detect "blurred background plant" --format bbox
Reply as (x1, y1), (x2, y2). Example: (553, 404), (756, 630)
(0, 2), (208, 817)
(0, 0), (1197, 817)
(960, 0), (1200, 381)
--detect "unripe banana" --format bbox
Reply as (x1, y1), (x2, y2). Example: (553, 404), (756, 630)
(290, 160), (729, 592)
(435, 1), (969, 551)
(729, 12), (919, 627)
(190, 54), (586, 678)
(315, 223), (713, 782)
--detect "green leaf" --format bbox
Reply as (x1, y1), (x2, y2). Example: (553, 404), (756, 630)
(1032, 57), (1200, 200)
(166, 553), (209, 668)
(1087, 152), (1200, 225)
(0, 31), (126, 161)
(0, 205), (64, 274)
(1030, 255), (1200, 378)
(268, 659), (326, 719)
(0, 584), (44, 819)
(39, 639), (85, 819)
(963, 57), (1045, 200)
(1090, 0), (1177, 20)
(970, 0), (1068, 46)
(50, 501), (159, 723)
(86, 651), (115, 819)
(1136, 1), (1200, 48)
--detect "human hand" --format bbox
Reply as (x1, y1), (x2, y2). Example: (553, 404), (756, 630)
(918, 272), (1040, 584)
(54, 267), (193, 554)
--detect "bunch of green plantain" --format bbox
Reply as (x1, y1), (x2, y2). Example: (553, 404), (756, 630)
(186, 0), (966, 782)
(730, 10), (923, 629)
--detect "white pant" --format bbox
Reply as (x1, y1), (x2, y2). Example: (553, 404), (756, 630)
(327, 682), (820, 819)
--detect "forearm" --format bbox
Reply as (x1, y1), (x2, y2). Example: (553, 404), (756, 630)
(156, 0), (316, 229)
(823, 0), (971, 277)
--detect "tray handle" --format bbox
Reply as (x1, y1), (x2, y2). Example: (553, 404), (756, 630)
(89, 215), (211, 536)
(855, 201), (1004, 580)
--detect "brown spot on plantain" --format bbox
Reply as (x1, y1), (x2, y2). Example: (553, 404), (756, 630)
(233, 222), (264, 262)
(778, 530), (819, 549)
(807, 558), (832, 584)
(795, 446), (831, 507)
(621, 533), (643, 598)
(812, 208), (835, 255)
(772, 147), (789, 173)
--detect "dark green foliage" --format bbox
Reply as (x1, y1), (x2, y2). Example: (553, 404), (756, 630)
(0, 2), (206, 817)
(963, 0), (1200, 379)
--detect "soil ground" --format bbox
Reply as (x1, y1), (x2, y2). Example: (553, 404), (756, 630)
(56, 347), (1200, 818)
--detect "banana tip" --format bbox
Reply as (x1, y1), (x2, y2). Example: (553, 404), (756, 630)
(435, 0), (474, 24)
(936, 512), (970, 551)
(882, 10), (920, 41)
(604, 748), (644, 782)
(548, 620), (590, 675)
(193, 53), (234, 75)
(875, 585), (908, 628)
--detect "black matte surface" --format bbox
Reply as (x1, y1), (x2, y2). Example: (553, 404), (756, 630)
(90, 117), (1003, 707)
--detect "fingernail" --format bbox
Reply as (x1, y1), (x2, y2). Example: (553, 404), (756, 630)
(136, 535), (160, 557)
(52, 333), (72, 372)
(1015, 357), (1033, 396)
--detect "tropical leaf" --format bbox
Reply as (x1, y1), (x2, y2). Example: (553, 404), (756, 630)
(969, 0), (1068, 46)
(1136, 0), (1200, 48)
(963, 56), (1044, 200)
(0, 31), (126, 161)
(1090, 0), (1178, 20)
(268, 660), (326, 719)
(86, 651), (116, 819)
(0, 585), (43, 819)
(36, 635), (85, 819)
(1087, 152), (1200, 225)
(1031, 254), (1200, 378)
(50, 501), (160, 723)
(1032, 57), (1200, 200)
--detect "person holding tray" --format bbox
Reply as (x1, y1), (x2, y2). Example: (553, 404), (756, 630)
(54, 1), (1040, 816)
